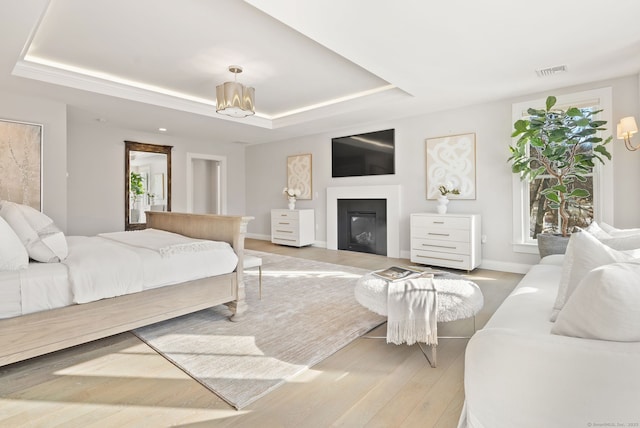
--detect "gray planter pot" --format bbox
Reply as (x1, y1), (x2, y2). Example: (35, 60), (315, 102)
(537, 233), (570, 258)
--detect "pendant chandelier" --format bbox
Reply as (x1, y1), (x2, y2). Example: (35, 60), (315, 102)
(216, 65), (255, 118)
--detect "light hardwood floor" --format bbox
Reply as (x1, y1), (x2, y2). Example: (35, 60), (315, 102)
(0, 239), (522, 428)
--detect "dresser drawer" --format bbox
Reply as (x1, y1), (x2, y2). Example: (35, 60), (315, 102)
(272, 209), (299, 220)
(271, 217), (299, 229)
(410, 249), (471, 270)
(411, 238), (470, 255)
(271, 224), (298, 237)
(411, 227), (470, 242)
(272, 236), (301, 246)
(411, 215), (470, 230)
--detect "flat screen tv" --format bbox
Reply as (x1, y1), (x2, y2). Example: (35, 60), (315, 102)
(331, 129), (395, 178)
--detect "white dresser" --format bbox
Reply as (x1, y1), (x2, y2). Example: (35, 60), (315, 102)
(410, 213), (481, 271)
(271, 209), (315, 247)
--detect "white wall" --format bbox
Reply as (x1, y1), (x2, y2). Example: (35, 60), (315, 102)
(66, 109), (246, 235)
(246, 75), (640, 271)
(0, 91), (68, 231)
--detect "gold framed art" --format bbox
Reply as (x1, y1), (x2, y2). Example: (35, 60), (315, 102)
(425, 133), (476, 200)
(287, 153), (312, 200)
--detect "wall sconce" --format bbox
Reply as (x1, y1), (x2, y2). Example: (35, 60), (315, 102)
(617, 116), (639, 151)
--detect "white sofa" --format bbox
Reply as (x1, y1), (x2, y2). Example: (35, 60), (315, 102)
(458, 233), (640, 428)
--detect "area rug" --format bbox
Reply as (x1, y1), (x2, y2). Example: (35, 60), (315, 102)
(133, 250), (385, 410)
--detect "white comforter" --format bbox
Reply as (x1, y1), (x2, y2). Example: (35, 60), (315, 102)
(0, 229), (239, 316)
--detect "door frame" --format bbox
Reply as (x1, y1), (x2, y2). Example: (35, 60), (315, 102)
(186, 152), (227, 215)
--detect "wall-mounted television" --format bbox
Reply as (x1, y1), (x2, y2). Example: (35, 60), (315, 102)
(331, 129), (395, 178)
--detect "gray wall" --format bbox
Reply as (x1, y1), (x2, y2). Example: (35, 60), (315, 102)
(245, 74), (640, 272)
(66, 109), (247, 235)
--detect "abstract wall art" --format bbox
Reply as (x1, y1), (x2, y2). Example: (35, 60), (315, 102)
(425, 133), (476, 200)
(287, 153), (313, 200)
(0, 119), (42, 210)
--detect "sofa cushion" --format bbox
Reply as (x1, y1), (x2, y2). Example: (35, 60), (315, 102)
(550, 231), (636, 321)
(552, 261), (640, 342)
(0, 201), (67, 263)
(0, 215), (29, 270)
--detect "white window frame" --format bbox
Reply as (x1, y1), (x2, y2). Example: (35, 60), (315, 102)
(511, 87), (614, 254)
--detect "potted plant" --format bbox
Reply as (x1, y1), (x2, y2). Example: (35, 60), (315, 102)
(130, 172), (146, 221)
(509, 95), (612, 256)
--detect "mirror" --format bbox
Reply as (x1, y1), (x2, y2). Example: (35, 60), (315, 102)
(125, 141), (172, 230)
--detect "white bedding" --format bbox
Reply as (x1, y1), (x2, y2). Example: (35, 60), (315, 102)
(0, 229), (238, 319)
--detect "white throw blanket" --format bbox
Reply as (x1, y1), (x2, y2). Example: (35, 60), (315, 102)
(386, 276), (438, 346)
(99, 228), (223, 257)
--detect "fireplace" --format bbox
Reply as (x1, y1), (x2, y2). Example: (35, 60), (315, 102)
(337, 199), (387, 255)
(326, 185), (400, 258)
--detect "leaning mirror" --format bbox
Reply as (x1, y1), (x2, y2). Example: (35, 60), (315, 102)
(125, 141), (172, 230)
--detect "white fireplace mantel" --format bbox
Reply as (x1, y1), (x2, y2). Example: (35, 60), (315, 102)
(326, 185), (400, 258)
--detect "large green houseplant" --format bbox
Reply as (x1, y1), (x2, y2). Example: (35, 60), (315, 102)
(509, 96), (612, 252)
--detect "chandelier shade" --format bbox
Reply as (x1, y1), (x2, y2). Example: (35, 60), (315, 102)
(216, 66), (255, 118)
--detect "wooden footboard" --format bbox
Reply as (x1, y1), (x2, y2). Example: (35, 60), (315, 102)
(0, 212), (253, 367)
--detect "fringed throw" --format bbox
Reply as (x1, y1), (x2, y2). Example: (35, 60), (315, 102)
(386, 277), (438, 346)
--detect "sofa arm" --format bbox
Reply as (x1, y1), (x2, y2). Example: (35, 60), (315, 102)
(461, 328), (640, 428)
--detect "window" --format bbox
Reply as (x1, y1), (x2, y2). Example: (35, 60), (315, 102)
(511, 88), (614, 253)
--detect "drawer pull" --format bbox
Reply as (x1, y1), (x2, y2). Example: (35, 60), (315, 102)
(428, 232), (450, 236)
(278, 222), (291, 225)
(275, 230), (294, 234)
(422, 243), (456, 249)
(417, 254), (463, 263)
(433, 221), (445, 224)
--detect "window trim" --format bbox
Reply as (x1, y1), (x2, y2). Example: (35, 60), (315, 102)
(511, 87), (614, 254)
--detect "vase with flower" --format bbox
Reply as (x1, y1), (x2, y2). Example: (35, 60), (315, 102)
(437, 184), (460, 214)
(283, 187), (301, 210)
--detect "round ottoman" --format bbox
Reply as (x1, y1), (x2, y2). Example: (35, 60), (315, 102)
(354, 272), (484, 322)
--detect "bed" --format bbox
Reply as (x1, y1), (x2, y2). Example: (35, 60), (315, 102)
(0, 210), (253, 367)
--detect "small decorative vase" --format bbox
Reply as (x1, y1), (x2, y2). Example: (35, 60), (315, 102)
(436, 195), (449, 214)
(288, 196), (296, 210)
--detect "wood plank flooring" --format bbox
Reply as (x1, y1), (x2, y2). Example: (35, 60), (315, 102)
(0, 239), (522, 427)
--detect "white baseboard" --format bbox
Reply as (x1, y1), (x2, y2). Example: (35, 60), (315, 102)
(246, 233), (270, 241)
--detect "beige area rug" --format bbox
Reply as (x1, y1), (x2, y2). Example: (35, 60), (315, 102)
(133, 251), (386, 410)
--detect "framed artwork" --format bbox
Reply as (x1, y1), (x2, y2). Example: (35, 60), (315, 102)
(287, 153), (312, 200)
(425, 133), (476, 200)
(0, 119), (43, 210)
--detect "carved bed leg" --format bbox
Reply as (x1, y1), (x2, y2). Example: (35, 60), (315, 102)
(228, 279), (248, 322)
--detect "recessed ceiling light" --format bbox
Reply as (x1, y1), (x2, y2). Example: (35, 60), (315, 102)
(158, 127), (167, 132)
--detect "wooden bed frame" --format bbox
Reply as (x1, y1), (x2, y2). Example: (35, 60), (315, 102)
(0, 212), (253, 367)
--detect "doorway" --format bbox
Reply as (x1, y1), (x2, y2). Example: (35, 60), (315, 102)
(187, 153), (227, 215)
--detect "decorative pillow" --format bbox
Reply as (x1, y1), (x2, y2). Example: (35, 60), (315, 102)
(583, 221), (612, 239)
(0, 216), (29, 270)
(0, 201), (67, 263)
(599, 222), (640, 237)
(552, 261), (640, 342)
(550, 230), (636, 321)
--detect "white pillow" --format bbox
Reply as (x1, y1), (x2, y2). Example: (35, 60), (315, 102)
(0, 201), (67, 263)
(599, 222), (640, 237)
(552, 261), (640, 342)
(550, 231), (636, 321)
(584, 221), (612, 239)
(0, 216), (29, 270)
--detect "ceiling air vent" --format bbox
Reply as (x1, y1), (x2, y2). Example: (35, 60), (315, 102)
(535, 65), (568, 77)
